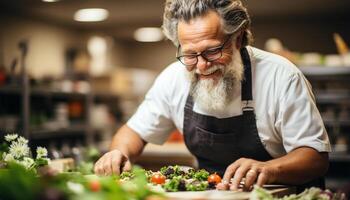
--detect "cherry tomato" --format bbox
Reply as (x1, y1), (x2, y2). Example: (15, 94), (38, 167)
(151, 173), (166, 185)
(89, 180), (101, 192)
(208, 173), (222, 185)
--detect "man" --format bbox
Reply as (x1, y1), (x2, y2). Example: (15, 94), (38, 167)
(94, 0), (331, 191)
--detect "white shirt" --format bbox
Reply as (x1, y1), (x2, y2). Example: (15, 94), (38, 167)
(127, 46), (331, 158)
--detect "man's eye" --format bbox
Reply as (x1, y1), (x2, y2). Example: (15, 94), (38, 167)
(204, 48), (221, 55)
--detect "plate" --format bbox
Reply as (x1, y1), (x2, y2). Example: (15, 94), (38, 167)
(163, 186), (291, 200)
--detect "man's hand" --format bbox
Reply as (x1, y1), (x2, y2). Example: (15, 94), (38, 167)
(216, 148), (329, 191)
(94, 125), (146, 176)
(217, 158), (278, 191)
(94, 149), (132, 176)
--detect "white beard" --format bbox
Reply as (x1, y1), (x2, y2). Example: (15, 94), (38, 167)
(187, 51), (244, 112)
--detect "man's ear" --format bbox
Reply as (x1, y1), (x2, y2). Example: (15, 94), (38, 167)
(235, 31), (243, 49)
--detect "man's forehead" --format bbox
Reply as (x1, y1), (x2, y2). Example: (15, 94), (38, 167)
(177, 11), (225, 50)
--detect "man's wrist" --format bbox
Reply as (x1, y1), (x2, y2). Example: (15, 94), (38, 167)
(266, 160), (282, 183)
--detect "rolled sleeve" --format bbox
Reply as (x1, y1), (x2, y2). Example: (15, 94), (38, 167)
(276, 73), (331, 153)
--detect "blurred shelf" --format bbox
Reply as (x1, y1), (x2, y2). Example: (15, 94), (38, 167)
(329, 152), (350, 162)
(323, 119), (350, 126)
(299, 66), (350, 186)
(316, 92), (350, 103)
(30, 123), (88, 140)
(93, 93), (120, 101)
(299, 66), (350, 76)
(0, 86), (89, 98)
(31, 88), (88, 98)
(325, 177), (350, 190)
(0, 85), (22, 94)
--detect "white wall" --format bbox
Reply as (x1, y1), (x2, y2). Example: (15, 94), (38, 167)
(0, 16), (85, 79)
(118, 40), (177, 72)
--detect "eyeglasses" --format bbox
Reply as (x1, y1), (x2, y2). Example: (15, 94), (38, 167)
(176, 35), (233, 67)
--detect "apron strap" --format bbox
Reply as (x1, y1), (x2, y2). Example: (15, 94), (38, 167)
(241, 47), (252, 102)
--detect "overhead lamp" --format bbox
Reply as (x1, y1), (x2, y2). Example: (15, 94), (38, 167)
(74, 8), (109, 22)
(42, 0), (60, 2)
(134, 27), (164, 42)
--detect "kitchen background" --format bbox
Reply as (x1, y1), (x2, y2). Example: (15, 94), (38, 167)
(0, 0), (350, 193)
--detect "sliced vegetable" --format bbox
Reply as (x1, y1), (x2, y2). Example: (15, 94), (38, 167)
(160, 165), (185, 179)
(150, 173), (166, 185)
(88, 180), (101, 192)
(185, 180), (208, 191)
(193, 169), (209, 181)
(207, 173), (222, 185)
(163, 176), (183, 192)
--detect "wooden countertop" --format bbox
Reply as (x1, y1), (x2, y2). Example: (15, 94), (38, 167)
(142, 142), (193, 157)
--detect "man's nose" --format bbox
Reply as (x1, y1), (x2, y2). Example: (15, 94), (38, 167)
(196, 55), (210, 72)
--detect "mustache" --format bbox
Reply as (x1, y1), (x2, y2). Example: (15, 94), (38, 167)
(195, 65), (225, 76)
(189, 63), (243, 85)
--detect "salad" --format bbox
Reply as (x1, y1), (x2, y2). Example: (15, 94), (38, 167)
(120, 165), (222, 192)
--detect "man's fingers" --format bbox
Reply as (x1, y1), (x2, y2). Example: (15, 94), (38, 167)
(230, 166), (250, 190)
(216, 182), (230, 190)
(118, 154), (132, 174)
(94, 149), (130, 176)
(102, 157), (113, 176)
(122, 160), (132, 172)
(223, 163), (240, 184)
(94, 159), (104, 175)
(244, 169), (258, 190)
(256, 171), (268, 187)
(111, 154), (123, 175)
(222, 159), (271, 191)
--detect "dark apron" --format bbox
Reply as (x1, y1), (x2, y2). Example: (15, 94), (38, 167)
(183, 47), (324, 192)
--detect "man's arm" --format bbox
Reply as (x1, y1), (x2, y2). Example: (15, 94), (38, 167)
(220, 147), (328, 190)
(94, 124), (147, 175)
(266, 147), (328, 184)
(109, 124), (147, 162)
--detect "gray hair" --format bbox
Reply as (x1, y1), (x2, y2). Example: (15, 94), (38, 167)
(162, 0), (253, 47)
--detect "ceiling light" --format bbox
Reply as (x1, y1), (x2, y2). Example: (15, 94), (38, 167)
(42, 0), (59, 2)
(134, 27), (164, 42)
(74, 8), (109, 22)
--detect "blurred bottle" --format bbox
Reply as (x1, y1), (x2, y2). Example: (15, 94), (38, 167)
(68, 101), (83, 119)
(61, 141), (72, 158)
(0, 66), (6, 86)
(71, 141), (83, 165)
(334, 134), (348, 153)
(49, 142), (63, 160)
(55, 103), (69, 128)
(333, 33), (349, 55)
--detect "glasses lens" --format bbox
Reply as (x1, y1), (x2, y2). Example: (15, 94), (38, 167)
(202, 48), (222, 61)
(180, 55), (197, 66)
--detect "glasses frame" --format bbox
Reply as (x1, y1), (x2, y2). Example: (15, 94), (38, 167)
(176, 34), (233, 67)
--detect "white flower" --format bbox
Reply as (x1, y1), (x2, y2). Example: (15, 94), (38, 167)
(5, 134), (18, 142)
(67, 181), (84, 194)
(9, 141), (30, 159)
(36, 147), (48, 159)
(2, 153), (15, 162)
(17, 136), (29, 144)
(20, 157), (35, 170)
